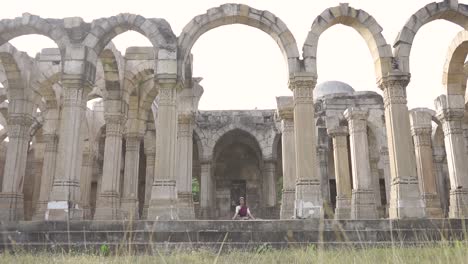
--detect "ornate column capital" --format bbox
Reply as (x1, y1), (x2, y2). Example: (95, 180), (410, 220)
(288, 74), (317, 104)
(158, 84), (178, 107)
(7, 114), (34, 139)
(411, 127), (432, 147)
(276, 96), (294, 123)
(278, 108), (294, 120)
(378, 72), (410, 107)
(178, 112), (195, 124)
(435, 95), (464, 136)
(344, 108), (368, 134)
(104, 113), (125, 137)
(327, 126), (348, 138)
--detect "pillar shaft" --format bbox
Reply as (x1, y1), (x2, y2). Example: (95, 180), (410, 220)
(149, 84), (178, 220)
(199, 161), (213, 219)
(94, 113), (125, 220)
(263, 160), (276, 207)
(289, 75), (322, 218)
(121, 134), (142, 219)
(48, 75), (89, 220)
(345, 108), (378, 219)
(328, 127), (352, 219)
(33, 134), (58, 220)
(435, 94), (468, 218)
(378, 73), (425, 219)
(409, 110), (443, 218)
(0, 113), (33, 221)
(176, 113), (195, 219)
(80, 151), (93, 219)
(142, 150), (155, 219)
(279, 117), (296, 219)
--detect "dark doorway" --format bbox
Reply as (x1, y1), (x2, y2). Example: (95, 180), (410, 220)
(230, 180), (246, 213)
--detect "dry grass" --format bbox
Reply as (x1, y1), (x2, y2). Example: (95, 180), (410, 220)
(1, 243), (468, 264)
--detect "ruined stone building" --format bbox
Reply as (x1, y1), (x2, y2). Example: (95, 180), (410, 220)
(0, 1), (467, 222)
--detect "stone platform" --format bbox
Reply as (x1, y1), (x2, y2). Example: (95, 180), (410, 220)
(0, 219), (467, 252)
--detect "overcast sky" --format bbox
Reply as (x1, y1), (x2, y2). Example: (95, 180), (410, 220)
(0, 0), (465, 110)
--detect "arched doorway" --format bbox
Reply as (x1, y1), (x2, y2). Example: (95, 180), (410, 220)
(212, 129), (265, 219)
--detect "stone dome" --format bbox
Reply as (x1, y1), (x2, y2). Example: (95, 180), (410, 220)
(314, 81), (355, 100)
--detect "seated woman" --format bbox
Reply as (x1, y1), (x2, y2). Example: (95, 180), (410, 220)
(232, 197), (255, 220)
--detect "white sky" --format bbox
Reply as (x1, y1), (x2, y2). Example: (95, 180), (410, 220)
(0, 0), (465, 110)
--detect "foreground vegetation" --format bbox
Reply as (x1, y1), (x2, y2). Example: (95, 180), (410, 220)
(1, 243), (468, 264)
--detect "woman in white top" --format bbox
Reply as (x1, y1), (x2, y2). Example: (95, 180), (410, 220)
(232, 197), (255, 220)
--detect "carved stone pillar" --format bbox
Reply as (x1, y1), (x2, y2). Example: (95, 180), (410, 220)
(121, 133), (143, 219)
(263, 160), (276, 208)
(0, 113), (33, 221)
(380, 147), (391, 217)
(199, 160), (213, 219)
(149, 82), (179, 220)
(327, 126), (352, 219)
(33, 133), (58, 220)
(344, 108), (378, 219)
(378, 72), (425, 219)
(48, 71), (91, 220)
(142, 149), (155, 219)
(433, 148), (449, 216)
(276, 98), (296, 219)
(409, 109), (443, 218)
(80, 149), (93, 219)
(317, 145), (331, 216)
(176, 113), (195, 219)
(370, 156), (384, 217)
(94, 113), (125, 220)
(289, 74), (322, 218)
(435, 94), (468, 218)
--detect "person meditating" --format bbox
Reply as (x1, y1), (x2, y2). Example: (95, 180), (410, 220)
(232, 197), (255, 220)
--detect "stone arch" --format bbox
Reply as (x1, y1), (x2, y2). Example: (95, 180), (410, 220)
(0, 43), (34, 101)
(200, 124), (268, 161)
(303, 3), (392, 81)
(212, 128), (264, 163)
(442, 30), (468, 96)
(31, 65), (60, 110)
(178, 3), (300, 81)
(123, 63), (154, 95)
(98, 43), (126, 101)
(394, 0), (468, 73)
(84, 14), (177, 77)
(270, 132), (282, 161)
(0, 13), (69, 57)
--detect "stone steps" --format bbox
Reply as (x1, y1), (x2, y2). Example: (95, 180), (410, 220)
(0, 219), (466, 251)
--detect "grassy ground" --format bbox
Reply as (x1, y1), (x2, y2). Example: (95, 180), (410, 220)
(1, 243), (468, 264)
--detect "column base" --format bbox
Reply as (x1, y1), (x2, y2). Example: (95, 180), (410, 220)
(142, 205), (149, 220)
(351, 189), (378, 219)
(147, 180), (178, 220)
(422, 193), (444, 218)
(449, 188), (468, 218)
(0, 192), (24, 221)
(388, 179), (426, 219)
(46, 201), (83, 220)
(177, 192), (195, 219)
(198, 207), (213, 219)
(280, 189), (295, 219)
(294, 180), (323, 219)
(93, 192), (122, 220)
(81, 205), (92, 220)
(334, 196), (351, 220)
(32, 200), (48, 220)
(120, 199), (139, 220)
